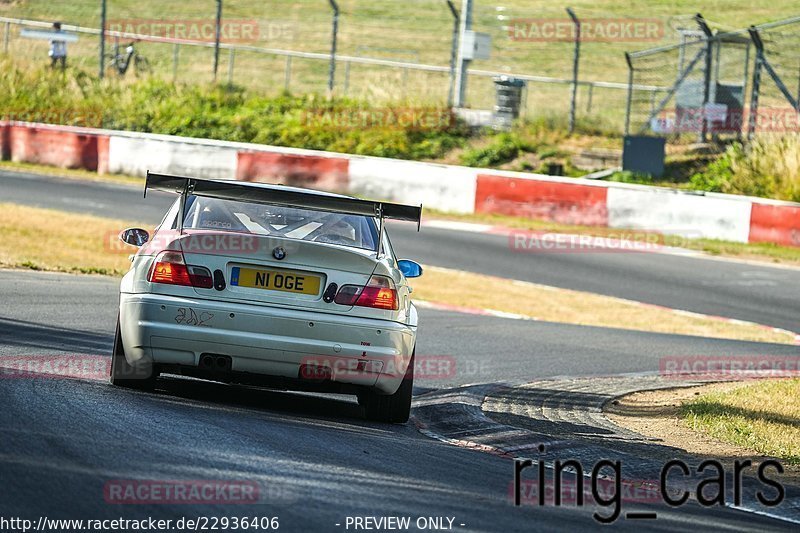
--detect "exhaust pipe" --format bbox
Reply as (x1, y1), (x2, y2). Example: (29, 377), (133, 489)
(199, 354), (232, 372)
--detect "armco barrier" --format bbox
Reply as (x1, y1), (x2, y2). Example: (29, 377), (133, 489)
(1, 120), (799, 247)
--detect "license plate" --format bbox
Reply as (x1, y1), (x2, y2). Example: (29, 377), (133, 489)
(230, 266), (321, 295)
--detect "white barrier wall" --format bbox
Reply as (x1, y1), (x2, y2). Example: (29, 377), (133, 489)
(348, 157), (479, 214)
(108, 136), (238, 180)
(607, 187), (753, 242)
(5, 120), (800, 247)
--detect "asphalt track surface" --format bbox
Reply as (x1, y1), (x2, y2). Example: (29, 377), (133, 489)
(1, 169), (799, 530)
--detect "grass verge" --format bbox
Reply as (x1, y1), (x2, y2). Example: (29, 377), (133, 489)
(605, 382), (800, 481)
(683, 379), (800, 465)
(0, 160), (145, 186)
(410, 266), (794, 344)
(0, 203), (145, 276)
(1, 202), (794, 344)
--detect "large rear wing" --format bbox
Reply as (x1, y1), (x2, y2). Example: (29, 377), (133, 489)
(144, 171), (422, 229)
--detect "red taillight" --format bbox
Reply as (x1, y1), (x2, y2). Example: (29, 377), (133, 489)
(148, 251), (213, 289)
(357, 286), (398, 310)
(334, 275), (398, 310)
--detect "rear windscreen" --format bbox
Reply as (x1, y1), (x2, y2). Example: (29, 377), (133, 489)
(181, 196), (379, 251)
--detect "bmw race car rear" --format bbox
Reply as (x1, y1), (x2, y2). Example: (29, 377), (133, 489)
(112, 173), (423, 423)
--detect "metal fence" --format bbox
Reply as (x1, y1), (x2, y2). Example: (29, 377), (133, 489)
(625, 14), (800, 140)
(0, 2), (789, 134)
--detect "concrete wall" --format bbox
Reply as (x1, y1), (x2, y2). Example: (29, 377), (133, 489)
(606, 188), (753, 242)
(107, 135), (238, 180)
(349, 158), (478, 214)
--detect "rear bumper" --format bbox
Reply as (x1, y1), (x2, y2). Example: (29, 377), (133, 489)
(119, 292), (416, 394)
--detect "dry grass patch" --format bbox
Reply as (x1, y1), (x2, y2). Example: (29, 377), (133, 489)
(683, 379), (800, 465)
(0, 203), (145, 276)
(410, 266), (796, 344)
(0, 161), (145, 186)
(606, 380), (800, 481)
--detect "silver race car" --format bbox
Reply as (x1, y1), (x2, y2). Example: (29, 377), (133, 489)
(112, 172), (423, 423)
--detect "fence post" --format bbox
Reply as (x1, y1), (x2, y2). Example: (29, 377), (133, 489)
(566, 7), (580, 134)
(521, 83), (529, 117)
(797, 58), (800, 110)
(586, 83), (593, 112)
(446, 1), (460, 107)
(99, 0), (107, 79)
(454, 0), (473, 107)
(741, 41), (751, 109)
(328, 0), (339, 95)
(3, 22), (11, 54)
(227, 48), (235, 84)
(284, 55), (292, 92)
(624, 52), (634, 136)
(213, 0), (222, 81)
(695, 14), (713, 143)
(3, 22), (10, 54)
(172, 43), (179, 81)
(747, 27), (763, 140)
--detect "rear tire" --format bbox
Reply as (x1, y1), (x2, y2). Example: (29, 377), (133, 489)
(110, 318), (156, 391)
(363, 352), (414, 423)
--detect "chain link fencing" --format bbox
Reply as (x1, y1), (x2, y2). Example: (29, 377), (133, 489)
(625, 15), (800, 141)
(0, 2), (797, 135)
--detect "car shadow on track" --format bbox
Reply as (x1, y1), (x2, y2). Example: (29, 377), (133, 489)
(152, 375), (364, 420)
(130, 374), (434, 437)
(147, 375), (427, 431)
(0, 317), (112, 354)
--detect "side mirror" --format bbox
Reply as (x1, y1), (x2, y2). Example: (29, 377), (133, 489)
(397, 259), (423, 278)
(119, 228), (150, 247)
